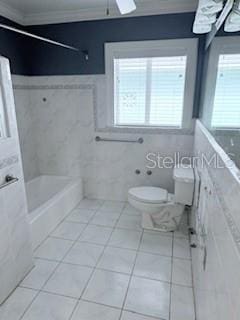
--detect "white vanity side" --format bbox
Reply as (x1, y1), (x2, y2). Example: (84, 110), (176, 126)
(0, 59), (33, 304)
(192, 120), (240, 320)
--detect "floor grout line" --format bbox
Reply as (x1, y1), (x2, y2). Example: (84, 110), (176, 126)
(34, 239), (192, 261)
(168, 230), (175, 320)
(19, 266), (194, 291)
(68, 200), (127, 320)
(118, 226), (144, 320)
(188, 210), (197, 320)
(123, 308), (166, 320)
(10, 199), (193, 320)
(19, 200), (102, 320)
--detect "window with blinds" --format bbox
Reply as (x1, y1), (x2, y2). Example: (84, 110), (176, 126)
(114, 56), (187, 127)
(212, 54), (240, 128)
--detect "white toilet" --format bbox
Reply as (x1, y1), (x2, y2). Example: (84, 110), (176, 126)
(128, 165), (195, 232)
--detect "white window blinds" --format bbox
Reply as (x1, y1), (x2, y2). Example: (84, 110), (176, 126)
(114, 56), (187, 127)
(212, 54), (240, 128)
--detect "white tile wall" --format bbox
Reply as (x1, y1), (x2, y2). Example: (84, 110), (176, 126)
(192, 120), (240, 320)
(13, 78), (40, 181)
(13, 75), (194, 201)
(0, 62), (33, 304)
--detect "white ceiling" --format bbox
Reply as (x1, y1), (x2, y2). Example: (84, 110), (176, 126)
(0, 0), (198, 25)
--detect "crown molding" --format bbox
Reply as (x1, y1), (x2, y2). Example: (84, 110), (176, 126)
(0, 1), (24, 25)
(0, 0), (197, 26)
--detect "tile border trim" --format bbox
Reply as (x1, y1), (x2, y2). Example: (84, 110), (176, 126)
(0, 155), (19, 169)
(207, 167), (240, 252)
(196, 121), (240, 253)
(13, 83), (98, 131)
(13, 83), (193, 136)
(13, 84), (95, 91)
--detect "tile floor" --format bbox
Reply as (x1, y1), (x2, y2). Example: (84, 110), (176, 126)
(0, 199), (195, 320)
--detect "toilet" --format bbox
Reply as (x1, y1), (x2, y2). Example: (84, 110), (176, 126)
(128, 165), (195, 232)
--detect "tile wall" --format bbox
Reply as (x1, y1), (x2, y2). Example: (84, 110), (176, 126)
(0, 60), (33, 304)
(192, 120), (240, 320)
(12, 75), (194, 201)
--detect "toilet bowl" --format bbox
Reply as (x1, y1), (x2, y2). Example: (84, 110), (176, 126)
(128, 165), (194, 232)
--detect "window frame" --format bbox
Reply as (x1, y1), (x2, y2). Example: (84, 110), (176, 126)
(105, 39), (198, 131)
(0, 70), (9, 139)
(203, 36), (240, 130)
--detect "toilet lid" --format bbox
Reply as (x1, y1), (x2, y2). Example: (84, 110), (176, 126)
(128, 187), (168, 204)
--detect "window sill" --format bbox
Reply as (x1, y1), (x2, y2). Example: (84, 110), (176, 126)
(96, 125), (194, 135)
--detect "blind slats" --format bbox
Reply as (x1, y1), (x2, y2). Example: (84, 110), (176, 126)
(114, 56), (187, 127)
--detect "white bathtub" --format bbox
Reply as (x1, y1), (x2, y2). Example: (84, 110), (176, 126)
(26, 175), (83, 250)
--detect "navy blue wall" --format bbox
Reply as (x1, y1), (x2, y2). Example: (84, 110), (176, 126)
(0, 16), (29, 74)
(1, 11), (239, 117)
(0, 12), (205, 116)
(26, 12), (204, 76)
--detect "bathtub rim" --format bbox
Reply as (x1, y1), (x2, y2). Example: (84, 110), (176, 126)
(26, 174), (81, 223)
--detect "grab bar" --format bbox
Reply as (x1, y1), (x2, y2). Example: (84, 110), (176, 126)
(0, 175), (19, 190)
(95, 136), (144, 144)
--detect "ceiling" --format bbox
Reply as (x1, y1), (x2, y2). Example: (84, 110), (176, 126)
(0, 0), (198, 25)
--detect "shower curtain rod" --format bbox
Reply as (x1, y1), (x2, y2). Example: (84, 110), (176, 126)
(0, 23), (79, 51)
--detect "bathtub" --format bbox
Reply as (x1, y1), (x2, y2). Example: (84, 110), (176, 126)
(25, 175), (83, 250)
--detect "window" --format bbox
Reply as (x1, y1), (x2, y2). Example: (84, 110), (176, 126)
(105, 39), (198, 130)
(203, 37), (240, 130)
(114, 56), (187, 127)
(212, 54), (240, 128)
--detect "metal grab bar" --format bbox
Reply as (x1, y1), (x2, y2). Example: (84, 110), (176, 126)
(0, 175), (19, 190)
(95, 136), (144, 144)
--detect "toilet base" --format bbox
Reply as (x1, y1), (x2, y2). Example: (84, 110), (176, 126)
(142, 204), (185, 232)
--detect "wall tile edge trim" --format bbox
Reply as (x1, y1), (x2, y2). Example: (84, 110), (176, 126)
(0, 155), (19, 169)
(13, 83), (193, 136)
(207, 166), (240, 255)
(13, 84), (95, 90)
(13, 83), (99, 131)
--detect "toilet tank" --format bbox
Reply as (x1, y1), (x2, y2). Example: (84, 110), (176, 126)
(173, 165), (194, 206)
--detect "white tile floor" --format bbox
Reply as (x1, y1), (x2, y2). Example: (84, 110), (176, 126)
(0, 199), (195, 320)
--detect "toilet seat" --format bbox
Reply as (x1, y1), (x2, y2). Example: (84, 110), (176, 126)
(128, 187), (168, 204)
(128, 165), (194, 232)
